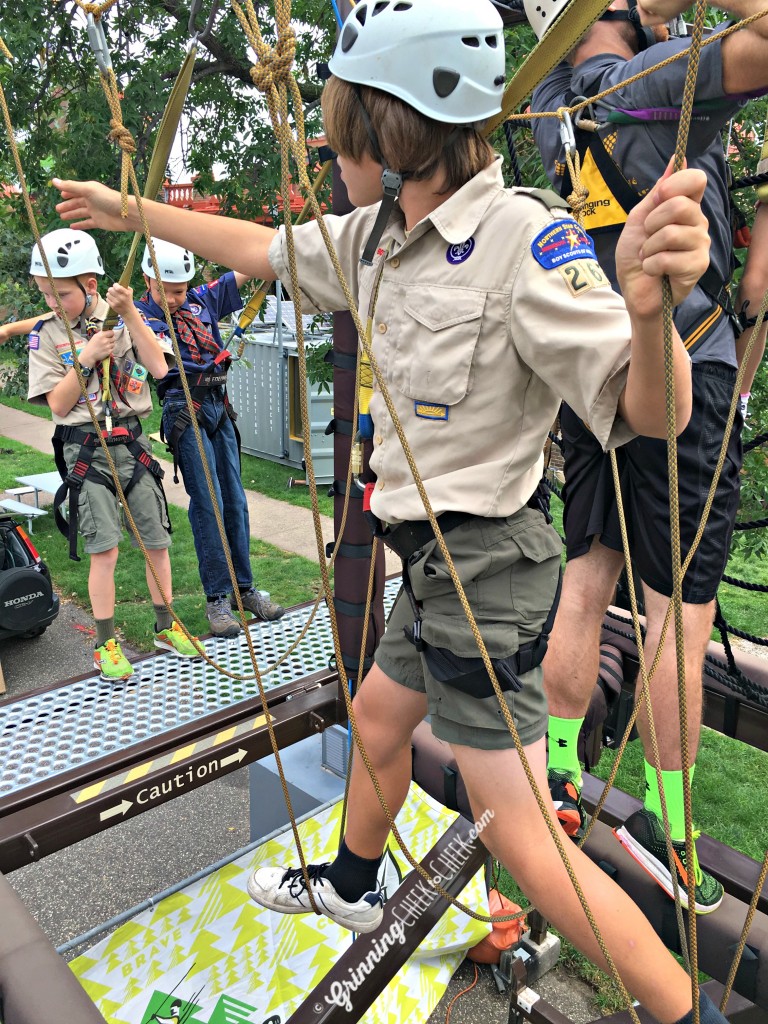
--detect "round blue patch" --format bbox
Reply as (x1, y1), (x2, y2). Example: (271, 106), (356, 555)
(188, 303), (202, 315)
(446, 238), (475, 265)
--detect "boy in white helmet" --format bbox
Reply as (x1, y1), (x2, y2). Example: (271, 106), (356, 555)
(26, 228), (200, 680)
(134, 240), (285, 638)
(53, 0), (724, 1018)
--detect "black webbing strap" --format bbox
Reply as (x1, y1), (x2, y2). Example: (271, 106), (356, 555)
(161, 379), (240, 483)
(52, 422), (166, 562)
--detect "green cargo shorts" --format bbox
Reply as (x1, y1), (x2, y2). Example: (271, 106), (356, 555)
(374, 507), (562, 750)
(64, 430), (171, 556)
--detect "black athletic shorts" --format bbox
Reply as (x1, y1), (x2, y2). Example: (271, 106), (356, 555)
(560, 361), (742, 604)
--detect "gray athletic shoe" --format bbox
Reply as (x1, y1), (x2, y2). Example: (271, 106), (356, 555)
(206, 595), (242, 638)
(234, 588), (285, 621)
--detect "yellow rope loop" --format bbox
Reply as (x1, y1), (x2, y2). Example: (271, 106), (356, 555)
(248, 28), (296, 94)
(73, 0), (120, 16)
(564, 151), (588, 222)
(0, 36), (13, 61)
(107, 119), (137, 154)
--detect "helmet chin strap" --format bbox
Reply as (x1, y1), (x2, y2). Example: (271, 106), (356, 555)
(600, 0), (655, 51)
(353, 85), (407, 266)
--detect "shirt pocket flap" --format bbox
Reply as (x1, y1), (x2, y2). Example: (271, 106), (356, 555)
(395, 287), (486, 404)
(403, 288), (485, 332)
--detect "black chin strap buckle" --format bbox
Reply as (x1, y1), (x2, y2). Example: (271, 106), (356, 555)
(360, 167), (404, 267)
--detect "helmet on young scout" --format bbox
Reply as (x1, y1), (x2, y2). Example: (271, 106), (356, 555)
(328, 0), (506, 125)
(523, 0), (570, 40)
(29, 228), (105, 277)
(142, 239), (196, 282)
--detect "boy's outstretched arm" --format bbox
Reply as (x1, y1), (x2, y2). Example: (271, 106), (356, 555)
(0, 316), (41, 344)
(615, 166), (709, 438)
(53, 179), (278, 284)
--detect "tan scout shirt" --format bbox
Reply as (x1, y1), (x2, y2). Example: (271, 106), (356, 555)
(27, 297), (173, 427)
(269, 157), (635, 524)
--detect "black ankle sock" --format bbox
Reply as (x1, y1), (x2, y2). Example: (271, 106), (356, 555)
(323, 839), (382, 903)
(154, 603), (172, 632)
(673, 992), (728, 1024)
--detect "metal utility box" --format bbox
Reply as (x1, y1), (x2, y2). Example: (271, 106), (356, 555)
(226, 288), (334, 484)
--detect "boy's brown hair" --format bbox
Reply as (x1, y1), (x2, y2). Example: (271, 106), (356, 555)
(322, 77), (495, 192)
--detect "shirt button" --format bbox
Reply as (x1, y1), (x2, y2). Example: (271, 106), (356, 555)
(390, 257), (400, 269)
(377, 480), (385, 490)
(374, 434), (383, 445)
(377, 323), (387, 334)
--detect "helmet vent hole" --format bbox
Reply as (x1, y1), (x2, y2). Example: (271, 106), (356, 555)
(433, 68), (460, 98)
(462, 35), (480, 47)
(485, 35), (498, 47)
(341, 22), (358, 51)
(393, 2), (411, 9)
(372, 2), (389, 14)
(355, 6), (367, 24)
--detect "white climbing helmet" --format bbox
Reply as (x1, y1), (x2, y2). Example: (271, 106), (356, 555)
(327, 0), (506, 125)
(142, 238), (195, 282)
(523, 0), (570, 41)
(29, 229), (104, 277)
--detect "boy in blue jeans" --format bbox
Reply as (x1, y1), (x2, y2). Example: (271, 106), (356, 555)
(135, 240), (284, 637)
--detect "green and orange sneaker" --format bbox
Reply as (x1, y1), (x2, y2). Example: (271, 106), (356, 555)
(94, 638), (134, 682)
(548, 770), (587, 840)
(615, 808), (723, 914)
(154, 621), (202, 659)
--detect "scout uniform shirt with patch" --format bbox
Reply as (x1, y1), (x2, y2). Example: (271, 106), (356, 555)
(269, 156), (635, 525)
(27, 296), (173, 426)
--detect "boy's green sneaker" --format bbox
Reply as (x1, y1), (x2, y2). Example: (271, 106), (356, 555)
(94, 638), (134, 682)
(615, 807), (723, 914)
(154, 621), (202, 659)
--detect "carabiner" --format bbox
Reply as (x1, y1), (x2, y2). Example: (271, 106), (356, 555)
(557, 107), (576, 158)
(86, 13), (113, 75)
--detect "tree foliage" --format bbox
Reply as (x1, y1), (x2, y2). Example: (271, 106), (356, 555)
(0, 0), (333, 291)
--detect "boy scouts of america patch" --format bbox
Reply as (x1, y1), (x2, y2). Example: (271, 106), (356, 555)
(531, 220), (596, 269)
(446, 238), (475, 265)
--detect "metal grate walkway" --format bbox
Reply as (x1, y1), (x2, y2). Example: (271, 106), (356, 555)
(1, 578), (401, 798)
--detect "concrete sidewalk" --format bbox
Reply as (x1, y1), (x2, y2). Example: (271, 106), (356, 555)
(0, 403), (400, 572)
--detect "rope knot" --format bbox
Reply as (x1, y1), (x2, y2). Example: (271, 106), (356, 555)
(249, 28), (296, 93)
(108, 119), (136, 155)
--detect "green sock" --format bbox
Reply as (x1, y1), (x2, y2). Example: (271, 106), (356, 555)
(154, 604), (173, 632)
(547, 715), (584, 785)
(643, 761), (695, 841)
(95, 616), (116, 648)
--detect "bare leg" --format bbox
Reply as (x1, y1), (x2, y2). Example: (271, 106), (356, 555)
(144, 548), (173, 608)
(637, 586), (712, 768)
(543, 540), (624, 717)
(454, 737), (693, 1024)
(343, 665), (429, 858)
(88, 547), (119, 619)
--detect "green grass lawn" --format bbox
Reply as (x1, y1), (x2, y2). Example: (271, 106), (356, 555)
(0, 436), (327, 651)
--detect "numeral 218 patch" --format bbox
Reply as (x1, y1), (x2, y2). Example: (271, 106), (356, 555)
(558, 258), (608, 296)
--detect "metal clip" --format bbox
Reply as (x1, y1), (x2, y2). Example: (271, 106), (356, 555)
(558, 108), (576, 157)
(86, 13), (113, 74)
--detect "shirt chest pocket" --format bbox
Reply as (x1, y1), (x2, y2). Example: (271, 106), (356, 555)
(391, 286), (486, 405)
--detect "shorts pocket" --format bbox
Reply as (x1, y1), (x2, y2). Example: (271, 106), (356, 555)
(509, 521), (562, 640)
(77, 488), (98, 542)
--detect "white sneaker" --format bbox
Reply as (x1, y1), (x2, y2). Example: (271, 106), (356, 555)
(247, 864), (384, 933)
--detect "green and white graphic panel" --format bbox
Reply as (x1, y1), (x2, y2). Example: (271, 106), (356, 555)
(71, 784), (490, 1024)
